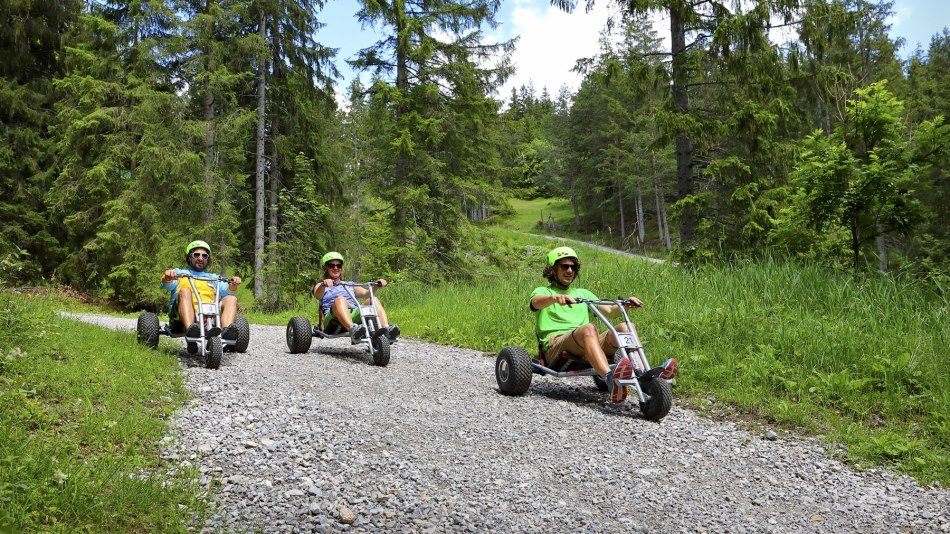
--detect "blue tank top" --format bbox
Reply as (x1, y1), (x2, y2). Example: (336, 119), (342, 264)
(320, 283), (359, 314)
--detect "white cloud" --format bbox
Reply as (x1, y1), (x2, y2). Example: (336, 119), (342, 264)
(495, 0), (620, 99)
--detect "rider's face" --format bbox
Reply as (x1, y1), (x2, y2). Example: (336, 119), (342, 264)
(554, 259), (577, 286)
(188, 248), (210, 271)
(325, 262), (343, 280)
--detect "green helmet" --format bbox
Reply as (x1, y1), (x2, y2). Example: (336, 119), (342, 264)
(186, 240), (211, 255)
(321, 251), (344, 266)
(547, 246), (577, 266)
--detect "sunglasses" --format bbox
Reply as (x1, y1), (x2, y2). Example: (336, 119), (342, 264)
(557, 263), (578, 271)
(326, 263), (343, 269)
(190, 252), (209, 259)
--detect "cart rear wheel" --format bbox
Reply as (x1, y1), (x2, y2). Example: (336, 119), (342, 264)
(225, 316), (250, 353)
(136, 312), (160, 349)
(286, 316), (313, 354)
(372, 335), (391, 367)
(496, 346), (532, 396)
(206, 336), (223, 369)
(639, 378), (673, 422)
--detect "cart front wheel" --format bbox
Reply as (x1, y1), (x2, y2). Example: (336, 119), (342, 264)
(372, 335), (391, 367)
(206, 336), (223, 369)
(639, 378), (673, 422)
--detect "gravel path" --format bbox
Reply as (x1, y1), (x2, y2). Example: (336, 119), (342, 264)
(65, 313), (948, 533)
(521, 232), (669, 264)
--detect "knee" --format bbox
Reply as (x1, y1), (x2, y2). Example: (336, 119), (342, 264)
(221, 295), (237, 308)
(333, 296), (348, 306)
(576, 323), (598, 340)
(615, 323), (629, 333)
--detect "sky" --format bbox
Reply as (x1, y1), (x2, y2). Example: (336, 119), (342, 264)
(318, 0), (950, 106)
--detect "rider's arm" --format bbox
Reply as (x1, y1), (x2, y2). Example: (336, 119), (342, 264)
(530, 293), (575, 311)
(600, 296), (643, 318)
(160, 268), (186, 291)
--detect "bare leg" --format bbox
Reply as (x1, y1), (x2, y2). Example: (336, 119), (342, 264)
(557, 323), (611, 378)
(179, 289), (196, 329)
(331, 296), (354, 329)
(600, 323), (630, 354)
(366, 297), (389, 327)
(220, 295), (237, 327)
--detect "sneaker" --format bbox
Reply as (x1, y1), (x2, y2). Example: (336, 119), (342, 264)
(222, 325), (238, 340)
(606, 356), (634, 404)
(186, 323), (200, 338)
(386, 324), (400, 341)
(659, 358), (678, 380)
(206, 326), (221, 337)
(348, 324), (366, 343)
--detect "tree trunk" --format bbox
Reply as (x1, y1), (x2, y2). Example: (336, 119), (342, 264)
(571, 181), (580, 226)
(851, 219), (861, 273)
(876, 223), (887, 273)
(655, 179), (671, 251)
(670, 7), (696, 243)
(268, 151), (279, 301)
(253, 11), (267, 299)
(203, 85), (216, 225)
(615, 139), (625, 239)
(389, 4), (410, 254)
(636, 188), (645, 244)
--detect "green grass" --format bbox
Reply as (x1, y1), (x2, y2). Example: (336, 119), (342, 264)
(378, 236), (949, 484)
(0, 291), (208, 531)
(495, 197), (576, 233)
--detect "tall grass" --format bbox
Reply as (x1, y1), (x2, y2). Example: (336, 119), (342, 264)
(381, 240), (949, 484)
(0, 291), (207, 531)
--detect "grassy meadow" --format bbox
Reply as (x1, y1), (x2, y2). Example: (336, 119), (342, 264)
(0, 292), (207, 531)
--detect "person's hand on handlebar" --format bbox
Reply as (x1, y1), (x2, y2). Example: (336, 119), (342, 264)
(321, 278), (335, 288)
(228, 276), (242, 290)
(375, 278), (388, 288)
(551, 294), (576, 306)
(622, 296), (644, 309)
(162, 269), (178, 282)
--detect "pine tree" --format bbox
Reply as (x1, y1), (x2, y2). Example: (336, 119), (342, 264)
(0, 0), (81, 283)
(352, 0), (512, 277)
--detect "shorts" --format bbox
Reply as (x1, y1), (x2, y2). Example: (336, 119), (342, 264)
(543, 328), (611, 367)
(322, 307), (361, 333)
(177, 277), (217, 307)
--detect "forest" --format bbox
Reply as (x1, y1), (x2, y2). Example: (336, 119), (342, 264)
(2, 0), (947, 307)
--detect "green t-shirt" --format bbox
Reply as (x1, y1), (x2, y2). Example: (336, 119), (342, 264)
(531, 285), (598, 350)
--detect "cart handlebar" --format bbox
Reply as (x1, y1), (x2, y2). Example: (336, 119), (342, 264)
(167, 273), (237, 284)
(573, 297), (642, 308)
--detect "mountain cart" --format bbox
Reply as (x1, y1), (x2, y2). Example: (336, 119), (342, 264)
(137, 273), (250, 369)
(495, 297), (677, 421)
(285, 280), (392, 367)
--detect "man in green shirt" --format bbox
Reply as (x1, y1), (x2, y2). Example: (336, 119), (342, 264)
(530, 246), (644, 404)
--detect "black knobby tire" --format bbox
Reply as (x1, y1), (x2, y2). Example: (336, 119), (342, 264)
(372, 335), (391, 367)
(286, 316), (313, 354)
(227, 316), (251, 353)
(592, 348), (624, 391)
(137, 312), (160, 349)
(639, 378), (673, 422)
(206, 336), (223, 369)
(496, 346), (532, 396)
